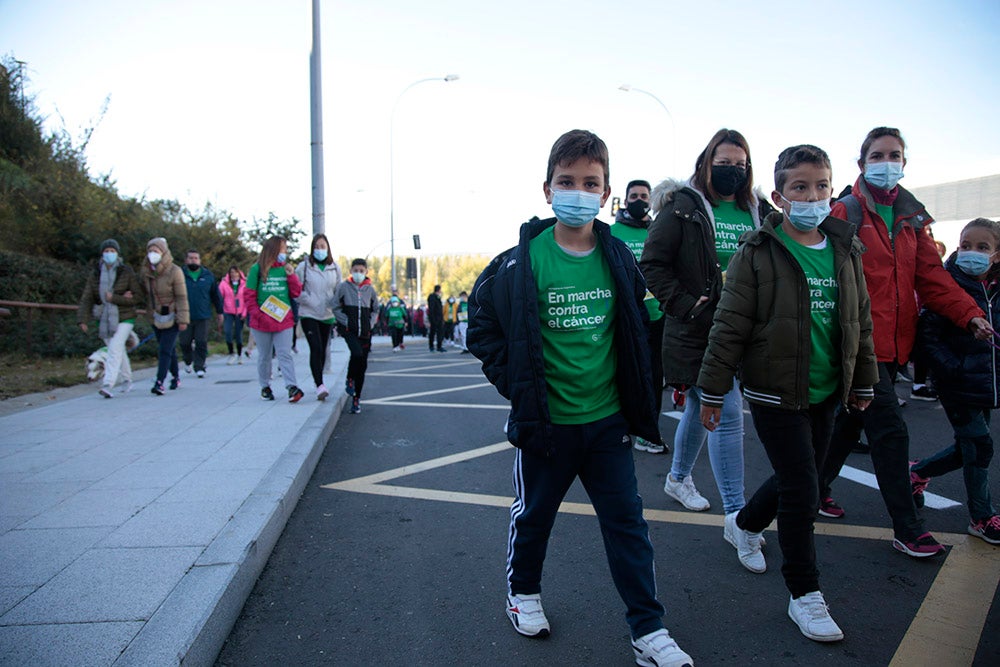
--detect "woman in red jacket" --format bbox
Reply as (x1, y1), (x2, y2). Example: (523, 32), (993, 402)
(818, 127), (991, 558)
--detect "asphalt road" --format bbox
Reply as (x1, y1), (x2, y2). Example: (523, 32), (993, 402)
(217, 343), (1000, 666)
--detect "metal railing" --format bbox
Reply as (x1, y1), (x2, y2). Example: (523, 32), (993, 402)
(0, 300), (147, 355)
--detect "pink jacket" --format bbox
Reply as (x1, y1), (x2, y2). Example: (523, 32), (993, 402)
(218, 273), (248, 317)
(245, 264), (303, 333)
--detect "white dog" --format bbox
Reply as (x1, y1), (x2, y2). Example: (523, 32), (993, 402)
(85, 331), (141, 382)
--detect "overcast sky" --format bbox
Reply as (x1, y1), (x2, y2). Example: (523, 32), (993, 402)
(3, 0), (999, 257)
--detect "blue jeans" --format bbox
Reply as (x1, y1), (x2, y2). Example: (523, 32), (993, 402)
(223, 313), (244, 354)
(671, 378), (746, 514)
(912, 397), (996, 521)
(154, 325), (180, 384)
(507, 412), (664, 639)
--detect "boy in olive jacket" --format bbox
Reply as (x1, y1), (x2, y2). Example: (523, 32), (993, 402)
(698, 145), (877, 645)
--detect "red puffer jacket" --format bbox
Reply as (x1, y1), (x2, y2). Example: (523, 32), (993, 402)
(833, 176), (982, 364)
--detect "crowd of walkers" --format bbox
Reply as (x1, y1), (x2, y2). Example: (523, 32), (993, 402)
(76, 123), (998, 667)
(467, 126), (999, 667)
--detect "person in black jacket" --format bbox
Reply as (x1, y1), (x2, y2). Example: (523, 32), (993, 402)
(468, 130), (692, 667)
(427, 284), (445, 352)
(911, 218), (1000, 545)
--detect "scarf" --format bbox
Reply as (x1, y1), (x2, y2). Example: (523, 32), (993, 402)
(98, 261), (121, 340)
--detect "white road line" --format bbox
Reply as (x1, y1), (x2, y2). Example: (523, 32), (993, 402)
(363, 400), (510, 410)
(662, 408), (963, 509)
(366, 373), (485, 378)
(376, 360), (479, 374)
(366, 382), (493, 402)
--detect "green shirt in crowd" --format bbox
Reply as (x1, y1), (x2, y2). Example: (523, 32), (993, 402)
(529, 226), (619, 424)
(775, 224), (841, 404)
(386, 304), (407, 329)
(712, 199), (756, 272)
(246, 263), (291, 307)
(609, 221), (663, 322)
(875, 202), (894, 238)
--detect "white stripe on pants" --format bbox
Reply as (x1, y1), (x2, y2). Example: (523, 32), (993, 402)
(252, 327), (296, 389)
(103, 322), (134, 389)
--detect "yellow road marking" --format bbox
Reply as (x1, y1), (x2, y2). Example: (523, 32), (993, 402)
(322, 439), (1000, 661)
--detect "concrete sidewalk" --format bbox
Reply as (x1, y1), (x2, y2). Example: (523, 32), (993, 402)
(0, 336), (388, 666)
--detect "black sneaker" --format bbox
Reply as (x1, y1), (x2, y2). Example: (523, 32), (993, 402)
(151, 381), (165, 396)
(350, 397), (361, 414)
(288, 385), (304, 403)
(261, 386), (275, 401)
(169, 376), (180, 390)
(910, 386), (938, 401)
(895, 369), (913, 383)
(968, 515), (1000, 545)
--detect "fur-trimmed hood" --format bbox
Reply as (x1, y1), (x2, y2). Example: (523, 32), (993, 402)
(650, 177), (771, 219)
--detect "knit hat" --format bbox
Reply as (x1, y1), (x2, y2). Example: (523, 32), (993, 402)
(147, 237), (169, 254)
(101, 239), (120, 252)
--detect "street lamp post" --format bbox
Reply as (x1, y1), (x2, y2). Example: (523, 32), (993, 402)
(618, 84), (676, 174)
(390, 74), (459, 290)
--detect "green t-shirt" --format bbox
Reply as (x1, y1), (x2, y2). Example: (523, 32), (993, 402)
(246, 263), (291, 306)
(875, 203), (894, 238)
(775, 224), (841, 404)
(529, 226), (620, 424)
(386, 304), (407, 329)
(713, 200), (756, 272)
(609, 222), (663, 322)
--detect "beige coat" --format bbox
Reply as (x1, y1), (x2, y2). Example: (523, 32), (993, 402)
(140, 247), (190, 328)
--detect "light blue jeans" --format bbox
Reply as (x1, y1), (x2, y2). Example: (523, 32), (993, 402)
(670, 378), (746, 514)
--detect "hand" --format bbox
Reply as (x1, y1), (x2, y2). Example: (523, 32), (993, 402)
(848, 392), (872, 412)
(969, 316), (993, 341)
(284, 263), (294, 276)
(105, 291), (114, 301)
(123, 290), (133, 299)
(700, 405), (721, 432)
(79, 323), (88, 334)
(695, 296), (709, 306)
(178, 323), (188, 332)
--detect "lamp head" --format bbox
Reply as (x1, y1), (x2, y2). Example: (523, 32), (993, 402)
(444, 74), (460, 82)
(618, 84), (632, 92)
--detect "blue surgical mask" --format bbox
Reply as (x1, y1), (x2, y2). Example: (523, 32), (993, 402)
(276, 252), (287, 264)
(313, 248), (328, 262)
(956, 250), (993, 277)
(780, 195), (830, 232)
(102, 251), (118, 265)
(550, 189), (602, 227)
(352, 271), (366, 283)
(864, 161), (904, 190)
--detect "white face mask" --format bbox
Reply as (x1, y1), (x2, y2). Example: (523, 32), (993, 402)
(352, 271), (366, 283)
(148, 251), (162, 265)
(102, 251), (118, 265)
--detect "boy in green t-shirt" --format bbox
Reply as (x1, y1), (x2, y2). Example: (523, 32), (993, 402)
(468, 130), (692, 667)
(611, 178), (668, 455)
(697, 145), (877, 644)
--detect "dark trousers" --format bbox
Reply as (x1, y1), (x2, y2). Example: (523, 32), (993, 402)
(178, 318), (210, 371)
(738, 395), (837, 597)
(223, 313), (244, 355)
(390, 327), (404, 348)
(154, 325), (180, 383)
(913, 397), (996, 521)
(820, 362), (924, 540)
(343, 332), (371, 399)
(444, 321), (455, 341)
(300, 318), (332, 387)
(648, 317), (665, 417)
(506, 412), (664, 639)
(428, 318), (444, 350)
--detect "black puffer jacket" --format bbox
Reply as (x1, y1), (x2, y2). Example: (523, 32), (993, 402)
(468, 217), (662, 458)
(640, 178), (771, 386)
(916, 259), (1000, 408)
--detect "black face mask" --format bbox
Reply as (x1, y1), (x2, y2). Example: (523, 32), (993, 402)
(711, 165), (748, 197)
(187, 263), (200, 272)
(626, 200), (650, 221)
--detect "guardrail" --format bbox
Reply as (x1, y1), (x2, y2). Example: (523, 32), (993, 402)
(0, 300), (147, 356)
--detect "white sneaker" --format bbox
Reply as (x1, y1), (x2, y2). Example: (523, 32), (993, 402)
(723, 511), (766, 573)
(196, 370), (205, 378)
(632, 628), (693, 667)
(238, 355), (244, 365)
(184, 363), (193, 374)
(788, 591), (844, 642)
(118, 382), (133, 394)
(663, 474), (710, 511)
(227, 354), (237, 365)
(633, 436), (668, 454)
(506, 593), (550, 638)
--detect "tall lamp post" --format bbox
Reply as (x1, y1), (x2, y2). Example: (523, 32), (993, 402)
(390, 74), (459, 290)
(618, 84), (676, 174)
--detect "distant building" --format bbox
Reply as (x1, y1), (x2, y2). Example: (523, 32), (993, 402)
(910, 174), (1000, 256)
